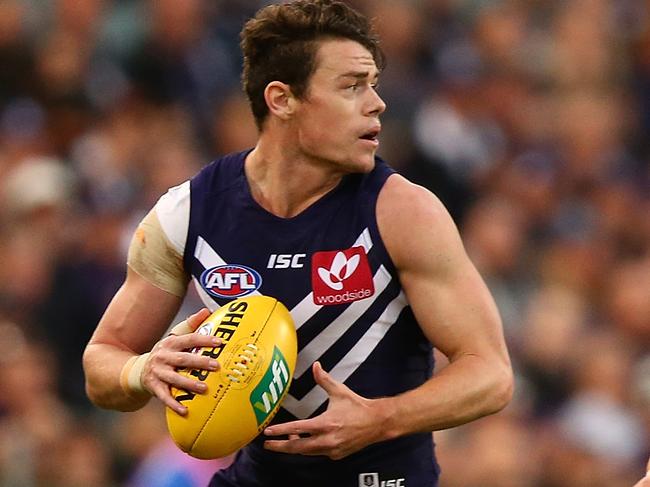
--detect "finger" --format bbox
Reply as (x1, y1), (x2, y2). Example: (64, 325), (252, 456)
(167, 350), (220, 372)
(164, 332), (221, 351)
(312, 361), (343, 397)
(187, 308), (211, 331)
(264, 437), (324, 456)
(150, 380), (189, 416)
(168, 308), (211, 336)
(264, 418), (321, 437)
(157, 367), (209, 395)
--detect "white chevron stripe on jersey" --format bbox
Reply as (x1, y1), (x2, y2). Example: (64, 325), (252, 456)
(291, 227), (373, 330)
(282, 291), (408, 419)
(332, 290), (407, 381)
(293, 264), (393, 378)
(355, 227), (373, 253)
(290, 291), (322, 330)
(195, 236), (224, 268)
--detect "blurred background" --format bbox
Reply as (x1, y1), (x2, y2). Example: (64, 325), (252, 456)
(0, 0), (648, 486)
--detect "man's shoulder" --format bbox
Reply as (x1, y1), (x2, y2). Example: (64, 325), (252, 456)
(377, 175), (462, 271)
(378, 174), (447, 219)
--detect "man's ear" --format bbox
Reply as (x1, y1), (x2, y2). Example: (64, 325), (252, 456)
(264, 81), (298, 121)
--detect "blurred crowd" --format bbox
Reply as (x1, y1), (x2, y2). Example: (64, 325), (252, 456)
(0, 0), (648, 486)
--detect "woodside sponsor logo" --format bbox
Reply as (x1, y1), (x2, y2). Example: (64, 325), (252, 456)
(312, 247), (374, 305)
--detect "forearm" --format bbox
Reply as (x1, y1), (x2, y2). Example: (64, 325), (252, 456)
(378, 353), (513, 440)
(83, 343), (151, 412)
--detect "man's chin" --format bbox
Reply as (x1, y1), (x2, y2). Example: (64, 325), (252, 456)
(358, 153), (377, 172)
(330, 152), (377, 174)
(344, 161), (374, 174)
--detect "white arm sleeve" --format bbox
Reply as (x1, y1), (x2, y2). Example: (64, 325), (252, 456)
(155, 180), (191, 255)
(126, 181), (191, 297)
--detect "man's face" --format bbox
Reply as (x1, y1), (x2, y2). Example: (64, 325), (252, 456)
(292, 38), (386, 173)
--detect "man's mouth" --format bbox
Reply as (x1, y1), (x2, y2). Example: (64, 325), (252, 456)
(359, 128), (380, 141)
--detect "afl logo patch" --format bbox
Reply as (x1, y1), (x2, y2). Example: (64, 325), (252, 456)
(200, 265), (262, 298)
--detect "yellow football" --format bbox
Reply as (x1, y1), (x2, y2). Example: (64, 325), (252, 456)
(166, 295), (297, 459)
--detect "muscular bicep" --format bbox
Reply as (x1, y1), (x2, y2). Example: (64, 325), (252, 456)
(378, 176), (509, 364)
(400, 244), (505, 362)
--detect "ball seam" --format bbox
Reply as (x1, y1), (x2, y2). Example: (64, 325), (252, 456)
(190, 298), (280, 456)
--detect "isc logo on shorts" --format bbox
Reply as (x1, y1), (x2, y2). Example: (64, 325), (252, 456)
(359, 473), (405, 487)
(200, 264), (262, 298)
(312, 247), (374, 305)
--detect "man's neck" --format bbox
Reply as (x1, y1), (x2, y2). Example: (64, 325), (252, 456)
(244, 137), (344, 219)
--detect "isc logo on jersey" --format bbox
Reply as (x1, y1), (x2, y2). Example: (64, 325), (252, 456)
(200, 264), (262, 298)
(312, 246), (374, 305)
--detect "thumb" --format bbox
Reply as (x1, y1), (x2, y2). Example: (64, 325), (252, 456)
(187, 307), (211, 332)
(313, 361), (343, 397)
(168, 308), (211, 335)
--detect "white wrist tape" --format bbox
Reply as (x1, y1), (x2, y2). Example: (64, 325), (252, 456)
(168, 319), (192, 336)
(119, 318), (194, 399)
(120, 352), (151, 398)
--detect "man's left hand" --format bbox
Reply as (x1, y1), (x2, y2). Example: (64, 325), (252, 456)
(263, 362), (392, 460)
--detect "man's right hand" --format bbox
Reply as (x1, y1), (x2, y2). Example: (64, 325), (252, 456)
(138, 308), (222, 415)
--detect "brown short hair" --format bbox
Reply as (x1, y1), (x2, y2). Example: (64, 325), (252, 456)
(240, 0), (385, 130)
